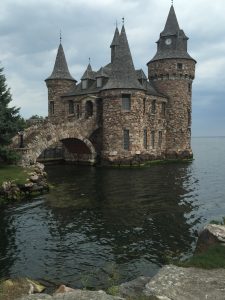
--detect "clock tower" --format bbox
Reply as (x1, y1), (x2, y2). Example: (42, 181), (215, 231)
(147, 5), (196, 159)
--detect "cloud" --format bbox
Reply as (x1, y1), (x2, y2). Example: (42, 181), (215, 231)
(1, 0), (225, 135)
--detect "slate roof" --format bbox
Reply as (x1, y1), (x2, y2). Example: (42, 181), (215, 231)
(46, 43), (76, 81)
(161, 5), (179, 36)
(149, 5), (195, 63)
(102, 25), (144, 90)
(110, 27), (120, 47)
(81, 63), (96, 80)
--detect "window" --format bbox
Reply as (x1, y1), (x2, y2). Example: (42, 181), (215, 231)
(188, 82), (192, 93)
(151, 100), (156, 114)
(188, 110), (191, 127)
(122, 94), (131, 111)
(82, 79), (87, 89)
(68, 100), (74, 114)
(177, 63), (183, 70)
(143, 98), (146, 114)
(85, 101), (93, 118)
(76, 104), (80, 119)
(123, 129), (130, 150)
(50, 101), (54, 115)
(161, 102), (166, 117)
(143, 128), (147, 149)
(158, 131), (162, 148)
(97, 77), (102, 88)
(151, 131), (155, 149)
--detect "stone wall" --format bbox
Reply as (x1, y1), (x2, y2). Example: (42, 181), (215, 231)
(101, 89), (167, 164)
(148, 58), (196, 158)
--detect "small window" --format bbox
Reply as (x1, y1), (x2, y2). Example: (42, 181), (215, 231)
(143, 128), (147, 149)
(158, 131), (162, 148)
(50, 101), (54, 115)
(188, 110), (191, 127)
(151, 100), (156, 114)
(97, 77), (102, 88)
(82, 79), (87, 89)
(177, 63), (183, 70)
(161, 102), (166, 117)
(68, 100), (74, 114)
(122, 94), (131, 111)
(188, 82), (192, 93)
(123, 129), (130, 150)
(151, 131), (155, 149)
(143, 98), (146, 114)
(76, 104), (80, 119)
(85, 101), (93, 118)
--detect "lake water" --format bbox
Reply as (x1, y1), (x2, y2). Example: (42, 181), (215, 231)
(0, 137), (225, 288)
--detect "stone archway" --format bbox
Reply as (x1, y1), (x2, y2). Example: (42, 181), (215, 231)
(19, 122), (97, 166)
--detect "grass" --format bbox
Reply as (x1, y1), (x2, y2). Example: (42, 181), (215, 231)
(0, 165), (29, 185)
(175, 244), (225, 269)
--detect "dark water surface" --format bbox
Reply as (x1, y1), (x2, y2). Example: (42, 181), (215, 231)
(1, 137), (225, 288)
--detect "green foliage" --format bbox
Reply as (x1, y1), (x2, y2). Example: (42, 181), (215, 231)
(175, 244), (225, 269)
(0, 165), (29, 185)
(210, 217), (225, 225)
(0, 66), (25, 163)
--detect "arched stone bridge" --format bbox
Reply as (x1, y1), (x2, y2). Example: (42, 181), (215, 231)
(12, 116), (99, 166)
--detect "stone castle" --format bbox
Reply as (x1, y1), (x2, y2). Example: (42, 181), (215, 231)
(43, 4), (196, 165)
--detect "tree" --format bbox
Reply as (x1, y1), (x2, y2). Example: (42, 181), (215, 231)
(0, 66), (25, 163)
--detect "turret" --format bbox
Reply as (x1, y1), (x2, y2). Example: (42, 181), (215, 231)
(147, 5), (196, 158)
(45, 42), (76, 120)
(110, 27), (119, 63)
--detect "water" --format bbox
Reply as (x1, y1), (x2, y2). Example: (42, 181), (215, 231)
(0, 137), (225, 288)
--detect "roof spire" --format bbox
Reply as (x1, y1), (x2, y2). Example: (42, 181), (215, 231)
(171, 0), (173, 5)
(46, 43), (76, 81)
(161, 4), (179, 36)
(122, 17), (125, 25)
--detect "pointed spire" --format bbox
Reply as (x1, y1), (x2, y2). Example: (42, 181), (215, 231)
(161, 5), (180, 36)
(103, 24), (143, 90)
(46, 43), (76, 81)
(110, 26), (120, 47)
(81, 62), (95, 80)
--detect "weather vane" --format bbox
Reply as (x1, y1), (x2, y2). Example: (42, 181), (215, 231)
(171, 0), (173, 5)
(60, 30), (62, 43)
(89, 57), (91, 64)
(122, 17), (125, 25)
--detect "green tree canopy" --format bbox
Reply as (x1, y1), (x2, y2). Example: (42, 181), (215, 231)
(0, 66), (25, 163)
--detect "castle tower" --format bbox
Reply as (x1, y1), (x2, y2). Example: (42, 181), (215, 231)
(45, 42), (76, 120)
(147, 5), (196, 158)
(110, 26), (119, 63)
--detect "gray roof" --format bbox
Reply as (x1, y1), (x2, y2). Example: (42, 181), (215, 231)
(96, 67), (109, 78)
(46, 43), (76, 81)
(110, 27), (120, 47)
(161, 5), (179, 36)
(102, 25), (144, 90)
(148, 5), (196, 63)
(136, 69), (147, 80)
(81, 63), (96, 80)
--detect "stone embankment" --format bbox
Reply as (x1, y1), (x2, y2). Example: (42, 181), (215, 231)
(0, 163), (49, 203)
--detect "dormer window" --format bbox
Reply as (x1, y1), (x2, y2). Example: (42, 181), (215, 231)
(82, 79), (87, 89)
(97, 77), (102, 88)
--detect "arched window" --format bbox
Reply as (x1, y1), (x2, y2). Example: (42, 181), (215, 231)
(85, 101), (93, 118)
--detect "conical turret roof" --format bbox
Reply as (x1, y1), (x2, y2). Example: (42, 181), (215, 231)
(46, 43), (76, 81)
(161, 5), (179, 36)
(110, 27), (120, 47)
(103, 25), (143, 90)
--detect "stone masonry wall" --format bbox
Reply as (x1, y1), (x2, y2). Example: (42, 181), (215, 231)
(46, 79), (76, 121)
(148, 58), (196, 158)
(101, 89), (167, 164)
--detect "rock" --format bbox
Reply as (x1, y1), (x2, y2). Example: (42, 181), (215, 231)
(116, 276), (151, 299)
(143, 264), (225, 300)
(196, 224), (225, 253)
(54, 285), (76, 294)
(30, 175), (39, 183)
(0, 278), (45, 299)
(18, 290), (125, 300)
(24, 182), (34, 188)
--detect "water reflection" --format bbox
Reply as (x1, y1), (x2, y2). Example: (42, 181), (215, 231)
(0, 160), (200, 288)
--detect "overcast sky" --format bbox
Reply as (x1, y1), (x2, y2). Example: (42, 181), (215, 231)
(0, 0), (224, 136)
